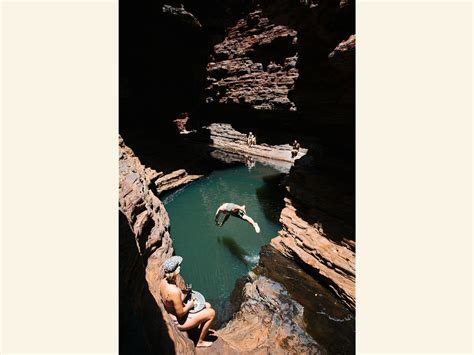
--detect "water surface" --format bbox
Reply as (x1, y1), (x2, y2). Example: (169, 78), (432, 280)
(162, 162), (285, 319)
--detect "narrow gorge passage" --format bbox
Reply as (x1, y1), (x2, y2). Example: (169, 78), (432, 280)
(162, 162), (285, 325)
(120, 0), (355, 352)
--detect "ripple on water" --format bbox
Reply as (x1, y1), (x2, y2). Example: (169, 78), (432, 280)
(163, 162), (285, 319)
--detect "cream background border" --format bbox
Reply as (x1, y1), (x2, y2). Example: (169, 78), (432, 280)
(1, 0), (472, 354)
(1, 1), (118, 354)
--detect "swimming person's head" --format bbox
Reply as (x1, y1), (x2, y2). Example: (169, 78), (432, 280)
(241, 205), (246, 213)
(163, 256), (183, 281)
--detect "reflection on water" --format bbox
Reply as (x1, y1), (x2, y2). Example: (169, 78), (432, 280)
(163, 162), (284, 324)
(256, 173), (286, 224)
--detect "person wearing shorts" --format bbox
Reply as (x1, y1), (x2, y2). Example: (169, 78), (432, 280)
(214, 203), (260, 233)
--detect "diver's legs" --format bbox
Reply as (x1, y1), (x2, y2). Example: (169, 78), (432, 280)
(220, 213), (230, 227)
(241, 214), (260, 233)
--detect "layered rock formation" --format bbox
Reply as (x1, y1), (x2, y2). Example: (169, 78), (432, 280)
(209, 123), (307, 163)
(206, 10), (299, 111)
(274, 198), (355, 310)
(119, 136), (195, 353)
(202, 0), (356, 310)
(119, 136), (329, 353)
(120, 0), (355, 352)
(204, 275), (325, 354)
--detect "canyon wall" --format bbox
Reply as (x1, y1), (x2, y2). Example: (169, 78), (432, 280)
(120, 0), (355, 351)
(119, 137), (328, 353)
(201, 0), (355, 309)
(119, 136), (195, 353)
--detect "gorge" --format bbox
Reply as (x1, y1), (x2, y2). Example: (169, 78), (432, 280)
(119, 0), (355, 353)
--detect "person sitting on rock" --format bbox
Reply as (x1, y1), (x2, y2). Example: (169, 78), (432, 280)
(247, 132), (254, 146)
(159, 256), (216, 348)
(291, 139), (300, 159)
(215, 203), (260, 233)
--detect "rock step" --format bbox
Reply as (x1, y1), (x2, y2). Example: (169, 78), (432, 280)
(209, 123), (307, 163)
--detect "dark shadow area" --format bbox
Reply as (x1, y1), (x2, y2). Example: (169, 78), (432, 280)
(255, 244), (355, 354)
(213, 275), (250, 329)
(248, 35), (297, 67)
(119, 211), (176, 355)
(286, 152), (355, 246)
(255, 172), (286, 224)
(217, 236), (250, 266)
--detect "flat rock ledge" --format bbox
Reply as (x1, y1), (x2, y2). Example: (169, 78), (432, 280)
(209, 123), (307, 165)
(272, 198), (355, 311)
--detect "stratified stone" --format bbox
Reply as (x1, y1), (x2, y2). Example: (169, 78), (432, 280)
(119, 136), (196, 354)
(272, 198), (355, 311)
(212, 275), (326, 354)
(206, 10), (299, 111)
(208, 123), (307, 165)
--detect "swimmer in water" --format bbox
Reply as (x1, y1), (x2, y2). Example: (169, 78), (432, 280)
(214, 203), (260, 233)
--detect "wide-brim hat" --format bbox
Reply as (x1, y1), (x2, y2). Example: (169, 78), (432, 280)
(163, 256), (183, 273)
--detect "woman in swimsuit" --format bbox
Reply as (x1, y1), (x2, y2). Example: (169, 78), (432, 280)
(159, 256), (215, 348)
(215, 203), (260, 233)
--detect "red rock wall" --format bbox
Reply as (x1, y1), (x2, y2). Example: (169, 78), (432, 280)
(119, 136), (196, 354)
(206, 10), (299, 111)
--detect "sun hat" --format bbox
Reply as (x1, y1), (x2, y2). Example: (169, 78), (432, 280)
(163, 256), (183, 273)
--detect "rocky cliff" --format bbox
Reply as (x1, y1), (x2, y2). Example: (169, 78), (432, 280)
(206, 9), (299, 111)
(119, 136), (196, 353)
(119, 137), (330, 353)
(120, 0), (355, 352)
(201, 0), (356, 310)
(207, 275), (326, 355)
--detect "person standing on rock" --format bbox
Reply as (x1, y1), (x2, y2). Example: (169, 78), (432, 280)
(159, 256), (216, 348)
(215, 203), (260, 233)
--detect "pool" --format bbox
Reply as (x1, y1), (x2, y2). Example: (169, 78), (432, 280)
(162, 162), (285, 323)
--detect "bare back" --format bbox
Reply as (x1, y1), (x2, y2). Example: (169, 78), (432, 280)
(159, 279), (183, 317)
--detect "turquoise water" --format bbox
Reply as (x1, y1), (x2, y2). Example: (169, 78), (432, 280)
(162, 162), (284, 319)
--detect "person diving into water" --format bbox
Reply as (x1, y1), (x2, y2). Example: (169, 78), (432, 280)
(215, 203), (260, 233)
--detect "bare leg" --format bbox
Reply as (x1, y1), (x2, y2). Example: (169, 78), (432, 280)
(220, 213), (230, 227)
(197, 308), (216, 347)
(241, 214), (260, 233)
(241, 214), (255, 226)
(215, 209), (223, 226)
(177, 308), (216, 347)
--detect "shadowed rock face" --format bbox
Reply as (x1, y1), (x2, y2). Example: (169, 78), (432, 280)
(206, 10), (299, 111)
(119, 137), (196, 354)
(120, 0), (355, 352)
(119, 211), (176, 355)
(119, 137), (337, 354)
(205, 276), (327, 355)
(274, 198), (355, 310)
